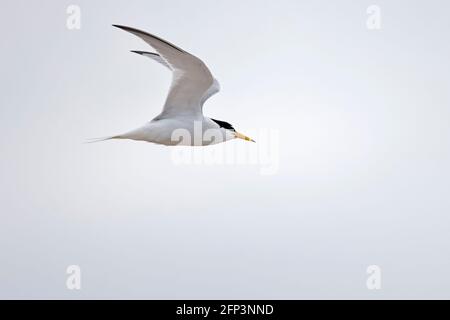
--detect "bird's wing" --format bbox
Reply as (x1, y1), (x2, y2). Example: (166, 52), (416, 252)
(113, 25), (220, 119)
(131, 51), (172, 70)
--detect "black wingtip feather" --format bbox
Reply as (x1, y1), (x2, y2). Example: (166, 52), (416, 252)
(112, 24), (186, 54)
(112, 24), (140, 33)
(130, 50), (159, 56)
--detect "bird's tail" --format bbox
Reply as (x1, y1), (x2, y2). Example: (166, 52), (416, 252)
(84, 135), (122, 144)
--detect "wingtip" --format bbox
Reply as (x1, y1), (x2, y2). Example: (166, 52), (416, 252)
(111, 24), (187, 54)
(112, 24), (131, 31)
(130, 50), (158, 56)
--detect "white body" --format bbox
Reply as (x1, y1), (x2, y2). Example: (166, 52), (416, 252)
(119, 117), (235, 146)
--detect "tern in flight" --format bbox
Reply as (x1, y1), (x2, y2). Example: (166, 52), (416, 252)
(91, 25), (255, 146)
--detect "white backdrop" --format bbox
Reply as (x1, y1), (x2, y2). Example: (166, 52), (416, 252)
(0, 0), (449, 299)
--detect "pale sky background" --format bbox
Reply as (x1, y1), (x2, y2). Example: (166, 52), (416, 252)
(1, 0), (450, 299)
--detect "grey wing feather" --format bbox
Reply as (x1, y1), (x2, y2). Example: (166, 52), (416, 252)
(114, 24), (220, 118)
(131, 51), (172, 70)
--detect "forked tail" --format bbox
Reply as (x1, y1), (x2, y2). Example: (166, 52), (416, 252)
(84, 135), (122, 144)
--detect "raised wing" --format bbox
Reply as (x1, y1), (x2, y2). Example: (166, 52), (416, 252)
(131, 51), (172, 70)
(113, 25), (220, 119)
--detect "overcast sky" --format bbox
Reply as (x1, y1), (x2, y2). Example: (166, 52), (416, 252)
(1, 0), (450, 299)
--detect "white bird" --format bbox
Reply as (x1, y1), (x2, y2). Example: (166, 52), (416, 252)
(91, 25), (254, 146)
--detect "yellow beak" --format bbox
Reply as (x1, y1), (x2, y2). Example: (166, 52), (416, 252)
(234, 131), (256, 143)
